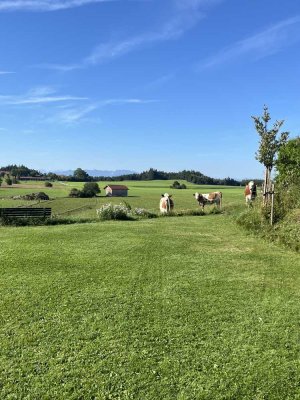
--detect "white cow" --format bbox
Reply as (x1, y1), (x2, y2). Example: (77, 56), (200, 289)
(160, 193), (174, 214)
(244, 181), (257, 206)
(193, 192), (222, 210)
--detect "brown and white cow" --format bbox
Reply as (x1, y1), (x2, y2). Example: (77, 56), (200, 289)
(193, 192), (222, 210)
(160, 193), (174, 214)
(245, 181), (257, 207)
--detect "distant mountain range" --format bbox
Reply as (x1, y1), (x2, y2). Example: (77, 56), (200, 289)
(50, 169), (136, 177)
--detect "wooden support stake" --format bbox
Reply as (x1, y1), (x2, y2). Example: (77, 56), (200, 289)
(270, 184), (275, 226)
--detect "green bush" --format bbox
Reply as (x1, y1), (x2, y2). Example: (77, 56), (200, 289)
(271, 209), (300, 252)
(69, 188), (82, 198)
(236, 187), (300, 252)
(82, 182), (100, 197)
(5, 177), (12, 185)
(45, 181), (53, 187)
(96, 203), (133, 221)
(69, 183), (100, 198)
(170, 181), (187, 189)
(133, 208), (157, 218)
(236, 207), (269, 233)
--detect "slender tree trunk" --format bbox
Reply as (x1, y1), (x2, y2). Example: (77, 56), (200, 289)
(263, 166), (272, 205)
(270, 183), (275, 226)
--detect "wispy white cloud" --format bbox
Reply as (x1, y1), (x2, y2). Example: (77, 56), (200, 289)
(0, 0), (116, 12)
(85, 13), (201, 66)
(38, 0), (212, 71)
(175, 0), (222, 11)
(0, 70), (15, 75)
(99, 98), (157, 106)
(142, 73), (176, 91)
(34, 63), (81, 72)
(52, 98), (157, 124)
(198, 16), (300, 70)
(0, 86), (88, 105)
(54, 104), (99, 123)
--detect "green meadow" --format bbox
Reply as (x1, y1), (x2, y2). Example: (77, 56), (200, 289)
(0, 181), (299, 399)
(0, 180), (243, 218)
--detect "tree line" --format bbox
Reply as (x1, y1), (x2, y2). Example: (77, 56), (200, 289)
(0, 165), (243, 185)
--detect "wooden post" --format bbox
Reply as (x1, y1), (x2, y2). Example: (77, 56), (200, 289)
(270, 184), (275, 226)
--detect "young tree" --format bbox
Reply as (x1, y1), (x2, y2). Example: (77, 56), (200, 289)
(252, 105), (289, 203)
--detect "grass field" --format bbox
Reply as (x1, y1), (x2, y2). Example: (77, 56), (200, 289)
(0, 180), (244, 218)
(0, 181), (299, 399)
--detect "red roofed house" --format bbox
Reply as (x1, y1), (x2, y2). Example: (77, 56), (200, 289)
(104, 185), (129, 197)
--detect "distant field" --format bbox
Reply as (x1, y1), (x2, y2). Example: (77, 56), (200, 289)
(0, 180), (244, 218)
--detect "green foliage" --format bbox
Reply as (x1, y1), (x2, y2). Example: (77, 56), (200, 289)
(236, 207), (269, 233)
(276, 136), (300, 185)
(68, 183), (100, 198)
(252, 105), (289, 170)
(170, 181), (187, 189)
(273, 210), (300, 252)
(237, 182), (300, 252)
(96, 203), (133, 220)
(5, 176), (12, 185)
(73, 168), (91, 181)
(93, 168), (241, 186)
(1, 164), (41, 177)
(82, 182), (100, 197)
(44, 181), (53, 187)
(133, 208), (157, 218)
(69, 188), (82, 198)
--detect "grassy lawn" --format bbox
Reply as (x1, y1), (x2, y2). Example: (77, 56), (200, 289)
(0, 215), (299, 399)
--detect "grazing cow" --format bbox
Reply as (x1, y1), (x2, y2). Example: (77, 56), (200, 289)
(193, 192), (222, 210)
(160, 193), (174, 214)
(245, 181), (257, 206)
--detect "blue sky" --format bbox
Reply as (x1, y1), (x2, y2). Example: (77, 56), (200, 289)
(0, 0), (299, 179)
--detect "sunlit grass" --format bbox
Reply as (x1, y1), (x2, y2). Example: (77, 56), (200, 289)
(0, 216), (299, 399)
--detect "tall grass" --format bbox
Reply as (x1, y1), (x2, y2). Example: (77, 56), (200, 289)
(236, 188), (300, 252)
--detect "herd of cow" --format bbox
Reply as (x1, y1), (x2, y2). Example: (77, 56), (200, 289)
(159, 181), (257, 213)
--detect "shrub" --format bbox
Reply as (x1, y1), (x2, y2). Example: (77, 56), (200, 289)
(5, 177), (12, 185)
(133, 208), (157, 218)
(45, 181), (53, 187)
(274, 210), (300, 252)
(236, 199), (300, 253)
(96, 203), (132, 221)
(69, 188), (82, 198)
(11, 192), (50, 201)
(81, 182), (100, 197)
(170, 181), (187, 189)
(236, 207), (269, 233)
(35, 192), (50, 200)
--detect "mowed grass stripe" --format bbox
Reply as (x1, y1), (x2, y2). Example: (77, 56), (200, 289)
(0, 216), (299, 399)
